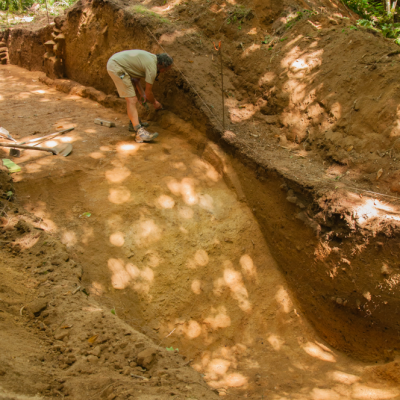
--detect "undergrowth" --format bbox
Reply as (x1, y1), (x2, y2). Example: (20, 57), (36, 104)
(131, 5), (170, 24)
(341, 0), (400, 44)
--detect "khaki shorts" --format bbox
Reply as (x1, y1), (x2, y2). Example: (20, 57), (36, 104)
(107, 59), (136, 98)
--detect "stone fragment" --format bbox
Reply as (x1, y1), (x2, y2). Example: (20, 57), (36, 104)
(91, 346), (101, 357)
(87, 355), (98, 364)
(286, 196), (298, 204)
(26, 299), (48, 317)
(54, 330), (70, 341)
(54, 34), (66, 42)
(381, 263), (392, 276)
(137, 348), (157, 369)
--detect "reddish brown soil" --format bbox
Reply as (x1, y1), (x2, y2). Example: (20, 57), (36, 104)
(2, 0), (400, 398)
(2, 63), (400, 400)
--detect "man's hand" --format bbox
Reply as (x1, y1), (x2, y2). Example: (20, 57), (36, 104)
(153, 100), (163, 110)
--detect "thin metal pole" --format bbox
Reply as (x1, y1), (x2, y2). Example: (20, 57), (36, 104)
(219, 44), (225, 132)
(44, 0), (50, 24)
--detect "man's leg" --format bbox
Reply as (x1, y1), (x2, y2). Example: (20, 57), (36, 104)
(125, 97), (140, 129)
(126, 97), (158, 143)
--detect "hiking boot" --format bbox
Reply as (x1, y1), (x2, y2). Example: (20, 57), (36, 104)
(135, 127), (159, 143)
(129, 120), (149, 132)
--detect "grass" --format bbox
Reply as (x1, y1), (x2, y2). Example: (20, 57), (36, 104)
(131, 5), (170, 24)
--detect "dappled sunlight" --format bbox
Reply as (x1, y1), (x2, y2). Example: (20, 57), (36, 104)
(199, 193), (214, 212)
(191, 344), (249, 390)
(303, 342), (336, 362)
(191, 279), (202, 294)
(240, 254), (257, 281)
(351, 384), (399, 399)
(310, 388), (343, 399)
(213, 262), (251, 312)
(203, 307), (231, 330)
(107, 258), (155, 294)
(90, 152), (105, 159)
(191, 159), (221, 183)
(171, 161), (187, 171)
(275, 286), (293, 313)
(108, 186), (131, 204)
(157, 194), (175, 209)
(267, 334), (285, 351)
(105, 166), (131, 183)
(131, 218), (162, 248)
(165, 176), (198, 204)
(60, 136), (74, 143)
(178, 205), (194, 219)
(241, 43), (261, 58)
(61, 230), (78, 247)
(328, 370), (360, 385)
(80, 226), (94, 245)
(109, 232), (125, 247)
(13, 232), (40, 250)
(89, 281), (105, 296)
(229, 104), (257, 123)
(259, 71), (277, 87)
(117, 143), (139, 155)
(159, 28), (194, 45)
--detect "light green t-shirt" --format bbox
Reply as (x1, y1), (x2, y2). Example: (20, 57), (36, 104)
(110, 50), (157, 84)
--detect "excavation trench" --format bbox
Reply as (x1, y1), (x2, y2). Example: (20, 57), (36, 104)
(2, 65), (400, 399)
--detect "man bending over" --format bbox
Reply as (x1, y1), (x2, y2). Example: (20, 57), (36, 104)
(107, 50), (173, 143)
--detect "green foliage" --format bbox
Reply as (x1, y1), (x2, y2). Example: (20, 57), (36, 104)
(131, 4), (170, 24)
(0, 0), (76, 12)
(226, 5), (252, 26)
(285, 11), (303, 30)
(341, 0), (400, 45)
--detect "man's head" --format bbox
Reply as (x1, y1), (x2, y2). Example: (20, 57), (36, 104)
(156, 53), (174, 73)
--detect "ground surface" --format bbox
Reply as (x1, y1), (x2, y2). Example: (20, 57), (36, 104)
(2, 64), (400, 400)
(2, 0), (400, 397)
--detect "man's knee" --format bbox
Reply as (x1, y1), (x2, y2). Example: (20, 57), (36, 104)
(126, 96), (138, 105)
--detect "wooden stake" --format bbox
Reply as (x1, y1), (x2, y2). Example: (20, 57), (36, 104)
(219, 44), (225, 132)
(44, 0), (50, 24)
(214, 41), (226, 132)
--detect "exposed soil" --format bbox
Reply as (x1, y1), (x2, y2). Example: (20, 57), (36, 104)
(2, 0), (400, 398)
(1, 63), (400, 400)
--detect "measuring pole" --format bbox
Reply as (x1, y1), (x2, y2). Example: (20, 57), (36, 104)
(214, 41), (226, 132)
(44, 0), (50, 24)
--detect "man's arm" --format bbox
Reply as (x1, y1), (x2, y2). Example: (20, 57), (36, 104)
(145, 82), (162, 110)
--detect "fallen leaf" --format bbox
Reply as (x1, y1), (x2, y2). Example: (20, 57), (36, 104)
(88, 335), (98, 344)
(61, 325), (72, 329)
(376, 168), (383, 180)
(79, 212), (91, 218)
(188, 60), (194, 63)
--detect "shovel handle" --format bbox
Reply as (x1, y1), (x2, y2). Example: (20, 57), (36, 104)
(0, 143), (57, 155)
(20, 127), (74, 146)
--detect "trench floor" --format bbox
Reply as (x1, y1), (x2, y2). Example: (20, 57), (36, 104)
(1, 65), (398, 400)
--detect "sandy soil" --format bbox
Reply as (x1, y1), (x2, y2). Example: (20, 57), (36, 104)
(2, 64), (400, 400)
